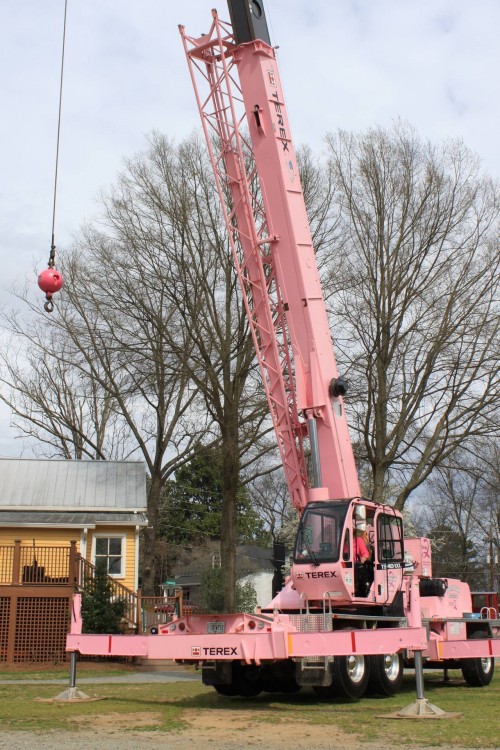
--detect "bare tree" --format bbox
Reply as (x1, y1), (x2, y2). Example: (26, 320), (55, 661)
(0, 331), (132, 460)
(296, 144), (341, 259)
(95, 132), (277, 608)
(247, 468), (297, 547)
(412, 438), (499, 587)
(423, 454), (483, 583)
(463, 437), (499, 589)
(322, 122), (500, 509)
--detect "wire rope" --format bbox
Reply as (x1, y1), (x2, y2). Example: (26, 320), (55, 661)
(38, 0), (68, 312)
(49, 0), (68, 269)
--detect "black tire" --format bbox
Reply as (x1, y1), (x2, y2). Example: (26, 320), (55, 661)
(213, 662), (262, 697)
(367, 653), (404, 696)
(313, 629), (370, 701)
(330, 650), (370, 699)
(313, 654), (369, 701)
(461, 631), (495, 687)
(234, 663), (262, 697)
(313, 684), (337, 699)
(213, 683), (239, 696)
(260, 661), (301, 694)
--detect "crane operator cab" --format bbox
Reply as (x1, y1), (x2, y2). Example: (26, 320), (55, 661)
(291, 499), (405, 609)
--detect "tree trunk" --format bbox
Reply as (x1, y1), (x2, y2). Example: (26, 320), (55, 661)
(140, 471), (162, 596)
(220, 419), (239, 612)
(372, 463), (387, 504)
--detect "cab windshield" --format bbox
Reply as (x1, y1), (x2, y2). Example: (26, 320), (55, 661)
(294, 501), (350, 564)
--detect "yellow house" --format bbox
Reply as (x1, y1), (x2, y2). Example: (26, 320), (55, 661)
(0, 458), (148, 592)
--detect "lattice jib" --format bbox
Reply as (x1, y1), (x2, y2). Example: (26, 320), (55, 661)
(180, 13), (309, 509)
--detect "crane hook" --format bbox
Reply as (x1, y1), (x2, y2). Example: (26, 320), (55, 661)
(44, 295), (55, 313)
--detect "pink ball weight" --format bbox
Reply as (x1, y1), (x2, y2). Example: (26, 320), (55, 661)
(38, 268), (64, 294)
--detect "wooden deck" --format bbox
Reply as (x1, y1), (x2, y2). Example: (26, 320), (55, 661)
(0, 542), (184, 663)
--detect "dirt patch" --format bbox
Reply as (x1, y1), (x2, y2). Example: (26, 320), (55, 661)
(69, 710), (163, 730)
(177, 707), (355, 748)
(64, 706), (354, 747)
(0, 706), (371, 750)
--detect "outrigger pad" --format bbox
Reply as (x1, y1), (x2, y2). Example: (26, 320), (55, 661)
(36, 687), (106, 703)
(378, 698), (462, 720)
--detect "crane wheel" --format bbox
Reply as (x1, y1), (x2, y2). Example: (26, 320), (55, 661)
(461, 631), (495, 687)
(233, 663), (262, 697)
(330, 651), (369, 699)
(261, 661), (301, 694)
(312, 683), (338, 699)
(213, 683), (239, 696)
(314, 629), (369, 701)
(212, 662), (262, 697)
(367, 653), (404, 696)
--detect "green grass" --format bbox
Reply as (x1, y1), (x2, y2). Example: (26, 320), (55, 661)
(0, 661), (137, 681)
(0, 668), (497, 747)
(0, 681), (194, 733)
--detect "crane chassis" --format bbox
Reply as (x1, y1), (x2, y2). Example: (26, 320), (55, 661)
(66, 1), (499, 702)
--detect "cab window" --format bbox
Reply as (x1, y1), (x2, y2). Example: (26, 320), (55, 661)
(294, 502), (349, 563)
(377, 514), (404, 563)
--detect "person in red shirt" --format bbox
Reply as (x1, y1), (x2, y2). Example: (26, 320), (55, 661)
(354, 524), (371, 563)
(353, 519), (373, 596)
(354, 525), (371, 563)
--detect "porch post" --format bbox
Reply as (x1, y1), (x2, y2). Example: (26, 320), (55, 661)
(137, 587), (143, 634)
(12, 540), (21, 584)
(6, 592), (18, 664)
(69, 540), (78, 585)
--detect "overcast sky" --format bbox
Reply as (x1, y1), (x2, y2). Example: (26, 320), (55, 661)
(0, 0), (498, 456)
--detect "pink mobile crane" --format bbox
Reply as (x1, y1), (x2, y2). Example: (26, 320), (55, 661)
(67, 1), (499, 705)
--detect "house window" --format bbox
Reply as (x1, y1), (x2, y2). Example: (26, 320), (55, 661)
(94, 536), (124, 577)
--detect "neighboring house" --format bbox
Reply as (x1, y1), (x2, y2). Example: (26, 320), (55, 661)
(0, 458), (148, 663)
(0, 458), (148, 591)
(172, 544), (285, 610)
(238, 569), (274, 608)
(171, 574), (201, 606)
(238, 544), (285, 608)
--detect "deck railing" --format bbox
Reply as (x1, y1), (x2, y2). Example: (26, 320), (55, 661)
(77, 555), (138, 627)
(0, 546), (15, 585)
(0, 541), (78, 585)
(138, 592), (189, 633)
(0, 543), (188, 638)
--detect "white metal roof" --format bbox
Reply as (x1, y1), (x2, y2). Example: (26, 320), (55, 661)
(0, 459), (147, 512)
